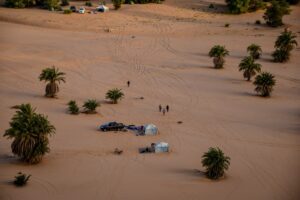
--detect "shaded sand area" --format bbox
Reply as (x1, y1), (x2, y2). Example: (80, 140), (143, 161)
(0, 1), (300, 199)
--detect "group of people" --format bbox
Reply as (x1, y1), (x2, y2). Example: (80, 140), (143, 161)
(159, 104), (169, 115)
(127, 81), (170, 116)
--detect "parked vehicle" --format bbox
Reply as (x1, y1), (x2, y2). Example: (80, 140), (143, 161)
(78, 7), (85, 14)
(96, 5), (109, 12)
(100, 122), (125, 131)
(70, 6), (77, 12)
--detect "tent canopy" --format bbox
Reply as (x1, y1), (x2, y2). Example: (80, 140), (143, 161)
(144, 124), (158, 135)
(154, 142), (169, 153)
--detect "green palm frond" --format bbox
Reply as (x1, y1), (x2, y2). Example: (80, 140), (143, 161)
(239, 56), (262, 81)
(209, 45), (229, 58)
(201, 147), (231, 180)
(3, 104), (55, 164)
(83, 99), (100, 113)
(253, 72), (276, 97)
(105, 88), (124, 104)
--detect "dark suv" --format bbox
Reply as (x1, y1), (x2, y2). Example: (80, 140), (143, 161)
(70, 6), (77, 12)
(99, 122), (125, 132)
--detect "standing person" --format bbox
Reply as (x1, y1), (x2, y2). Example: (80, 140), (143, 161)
(127, 80), (130, 87)
(166, 105), (169, 112)
(159, 104), (162, 112)
(162, 108), (166, 116)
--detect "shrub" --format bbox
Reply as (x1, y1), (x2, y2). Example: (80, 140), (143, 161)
(209, 45), (229, 69)
(112, 0), (123, 9)
(202, 147), (230, 180)
(263, 0), (290, 27)
(3, 104), (56, 164)
(226, 0), (250, 14)
(248, 0), (265, 12)
(83, 99), (100, 114)
(85, 1), (92, 6)
(14, 172), (31, 186)
(63, 9), (72, 14)
(255, 19), (261, 24)
(100, 0), (106, 5)
(5, 0), (59, 9)
(209, 3), (215, 8)
(286, 0), (299, 4)
(253, 72), (276, 97)
(61, 0), (69, 6)
(106, 88), (124, 104)
(5, 0), (25, 8)
(225, 23), (230, 27)
(68, 100), (79, 114)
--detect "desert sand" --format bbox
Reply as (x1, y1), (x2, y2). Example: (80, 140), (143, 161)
(0, 1), (300, 200)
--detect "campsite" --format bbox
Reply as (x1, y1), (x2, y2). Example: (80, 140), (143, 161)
(0, 0), (300, 200)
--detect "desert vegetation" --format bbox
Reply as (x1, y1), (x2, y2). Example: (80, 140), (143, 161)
(263, 0), (290, 27)
(5, 0), (59, 10)
(247, 44), (262, 59)
(83, 99), (100, 114)
(253, 72), (276, 97)
(39, 66), (66, 98)
(13, 172), (31, 186)
(4, 104), (56, 164)
(68, 100), (80, 114)
(239, 56), (262, 81)
(60, 0), (69, 6)
(112, 0), (124, 9)
(208, 45), (229, 69)
(106, 88), (124, 104)
(272, 29), (298, 62)
(226, 0), (265, 14)
(201, 147), (231, 180)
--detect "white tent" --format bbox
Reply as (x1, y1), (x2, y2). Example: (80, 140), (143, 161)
(154, 142), (169, 153)
(144, 124), (158, 136)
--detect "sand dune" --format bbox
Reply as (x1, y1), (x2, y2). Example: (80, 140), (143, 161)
(0, 1), (300, 200)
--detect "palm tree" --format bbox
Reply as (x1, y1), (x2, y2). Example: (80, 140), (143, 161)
(3, 104), (55, 164)
(208, 45), (229, 69)
(247, 44), (262, 59)
(39, 66), (66, 98)
(201, 147), (230, 180)
(239, 56), (262, 81)
(272, 48), (289, 63)
(83, 99), (100, 114)
(253, 72), (276, 97)
(273, 30), (298, 62)
(68, 100), (79, 115)
(105, 88), (124, 104)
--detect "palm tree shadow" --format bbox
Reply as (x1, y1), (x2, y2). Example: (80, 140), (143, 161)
(0, 154), (20, 165)
(229, 91), (257, 97)
(99, 100), (113, 104)
(1, 90), (43, 99)
(170, 168), (206, 178)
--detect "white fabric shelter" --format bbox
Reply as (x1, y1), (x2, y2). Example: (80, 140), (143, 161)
(154, 142), (169, 153)
(144, 124), (158, 135)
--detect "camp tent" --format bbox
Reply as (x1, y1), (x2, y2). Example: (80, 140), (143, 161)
(154, 142), (169, 153)
(144, 124), (158, 135)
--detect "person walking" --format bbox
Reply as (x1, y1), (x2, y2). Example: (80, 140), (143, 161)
(166, 105), (169, 112)
(127, 80), (130, 87)
(162, 108), (166, 116)
(159, 104), (162, 112)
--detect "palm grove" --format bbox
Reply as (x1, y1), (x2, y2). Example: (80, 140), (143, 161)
(2, 0), (298, 183)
